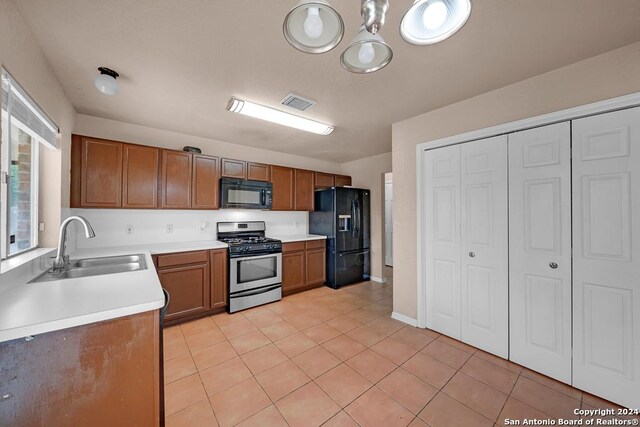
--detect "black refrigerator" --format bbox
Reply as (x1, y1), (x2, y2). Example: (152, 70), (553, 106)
(310, 187), (370, 288)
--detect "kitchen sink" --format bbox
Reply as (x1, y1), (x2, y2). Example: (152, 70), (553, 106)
(29, 254), (148, 283)
(71, 254), (145, 268)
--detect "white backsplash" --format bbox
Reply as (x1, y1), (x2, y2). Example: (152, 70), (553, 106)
(67, 208), (309, 250)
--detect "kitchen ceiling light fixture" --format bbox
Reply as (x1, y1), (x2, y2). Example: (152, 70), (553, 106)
(226, 97), (334, 135)
(94, 67), (120, 96)
(340, 26), (393, 74)
(400, 0), (472, 45)
(283, 0), (344, 54)
(282, 0), (471, 73)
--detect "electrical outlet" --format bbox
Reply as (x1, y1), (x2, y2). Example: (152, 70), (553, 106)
(126, 225), (134, 235)
(38, 222), (45, 232)
(166, 224), (174, 233)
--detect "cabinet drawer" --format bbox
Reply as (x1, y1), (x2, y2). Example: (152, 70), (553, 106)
(305, 239), (325, 250)
(156, 250), (209, 268)
(283, 242), (305, 253)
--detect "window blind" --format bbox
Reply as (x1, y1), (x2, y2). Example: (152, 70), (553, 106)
(1, 68), (59, 148)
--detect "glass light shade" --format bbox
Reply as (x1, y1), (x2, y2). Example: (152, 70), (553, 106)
(340, 27), (393, 74)
(226, 98), (334, 135)
(94, 73), (119, 96)
(283, 0), (344, 54)
(400, 0), (471, 45)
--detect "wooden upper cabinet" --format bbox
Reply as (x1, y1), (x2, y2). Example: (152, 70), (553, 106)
(192, 155), (219, 209)
(315, 172), (335, 189)
(271, 165), (295, 211)
(75, 136), (123, 208)
(221, 158), (246, 179)
(247, 162), (271, 182)
(161, 150), (192, 209)
(295, 169), (315, 211)
(335, 174), (352, 187)
(122, 144), (159, 209)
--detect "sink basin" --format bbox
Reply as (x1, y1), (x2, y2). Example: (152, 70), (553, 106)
(72, 254), (145, 268)
(29, 254), (148, 283)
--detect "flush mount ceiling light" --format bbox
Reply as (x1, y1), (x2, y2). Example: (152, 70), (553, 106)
(226, 97), (334, 135)
(282, 0), (471, 73)
(340, 26), (393, 74)
(283, 1), (345, 54)
(94, 67), (120, 96)
(400, 0), (472, 45)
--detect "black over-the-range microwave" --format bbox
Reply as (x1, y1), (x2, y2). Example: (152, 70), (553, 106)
(220, 178), (273, 210)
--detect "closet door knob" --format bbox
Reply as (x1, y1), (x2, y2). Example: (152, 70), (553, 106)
(468, 252), (475, 258)
(549, 262), (558, 269)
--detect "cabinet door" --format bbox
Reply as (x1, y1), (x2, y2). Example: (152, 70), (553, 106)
(221, 158), (246, 179)
(295, 169), (315, 211)
(192, 155), (219, 209)
(335, 175), (352, 187)
(271, 166), (295, 211)
(424, 144), (461, 339)
(315, 172), (335, 189)
(282, 250), (306, 294)
(80, 137), (123, 207)
(158, 263), (210, 321)
(460, 135), (509, 358)
(572, 107), (640, 408)
(247, 162), (271, 182)
(508, 122), (572, 383)
(210, 249), (228, 309)
(122, 144), (159, 209)
(305, 247), (326, 286)
(161, 150), (192, 209)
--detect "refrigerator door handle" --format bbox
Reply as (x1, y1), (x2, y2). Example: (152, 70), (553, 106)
(355, 199), (360, 238)
(351, 200), (357, 238)
(339, 249), (369, 257)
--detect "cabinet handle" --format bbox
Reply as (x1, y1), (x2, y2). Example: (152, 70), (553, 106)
(549, 262), (558, 269)
(468, 252), (475, 258)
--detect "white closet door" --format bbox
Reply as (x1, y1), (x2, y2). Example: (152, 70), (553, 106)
(572, 107), (640, 408)
(424, 144), (461, 339)
(508, 122), (572, 383)
(385, 181), (393, 266)
(460, 135), (509, 357)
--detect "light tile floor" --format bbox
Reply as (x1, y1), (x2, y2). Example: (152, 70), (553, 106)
(164, 281), (634, 427)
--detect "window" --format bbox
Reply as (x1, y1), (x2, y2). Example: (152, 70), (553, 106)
(1, 68), (59, 259)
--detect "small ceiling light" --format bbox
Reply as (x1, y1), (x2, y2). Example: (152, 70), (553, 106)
(94, 67), (120, 96)
(226, 97), (334, 135)
(340, 26), (393, 74)
(283, 1), (344, 54)
(400, 0), (471, 45)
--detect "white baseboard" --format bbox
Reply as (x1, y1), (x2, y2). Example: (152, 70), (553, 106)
(392, 312), (418, 327)
(369, 276), (387, 283)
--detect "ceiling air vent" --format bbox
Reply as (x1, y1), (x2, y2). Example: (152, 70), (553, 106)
(281, 94), (316, 111)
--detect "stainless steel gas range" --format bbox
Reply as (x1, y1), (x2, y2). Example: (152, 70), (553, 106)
(217, 221), (282, 313)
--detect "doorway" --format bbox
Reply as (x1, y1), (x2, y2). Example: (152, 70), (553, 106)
(383, 172), (393, 282)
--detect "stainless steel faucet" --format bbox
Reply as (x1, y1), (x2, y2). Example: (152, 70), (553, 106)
(52, 216), (96, 271)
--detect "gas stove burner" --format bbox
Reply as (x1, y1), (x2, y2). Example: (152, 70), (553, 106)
(217, 221), (282, 257)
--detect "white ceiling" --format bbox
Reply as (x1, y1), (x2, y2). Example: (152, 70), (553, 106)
(12, 0), (640, 162)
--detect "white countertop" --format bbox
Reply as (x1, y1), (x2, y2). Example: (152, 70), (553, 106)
(74, 240), (228, 257)
(269, 234), (327, 243)
(0, 248), (166, 343)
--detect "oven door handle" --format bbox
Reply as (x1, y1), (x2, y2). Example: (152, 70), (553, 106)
(230, 284), (281, 298)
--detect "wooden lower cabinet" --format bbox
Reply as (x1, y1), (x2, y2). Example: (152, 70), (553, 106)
(282, 247), (306, 295)
(0, 311), (160, 426)
(282, 240), (326, 295)
(154, 249), (228, 324)
(210, 249), (228, 309)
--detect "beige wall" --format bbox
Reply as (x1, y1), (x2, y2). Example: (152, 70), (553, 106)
(340, 152), (392, 281)
(392, 41), (640, 320)
(74, 115), (342, 174)
(0, 0), (76, 247)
